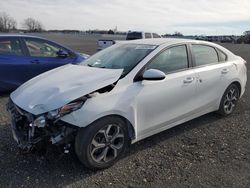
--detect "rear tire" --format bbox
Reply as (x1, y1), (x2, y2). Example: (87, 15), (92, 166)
(217, 84), (240, 116)
(75, 116), (129, 170)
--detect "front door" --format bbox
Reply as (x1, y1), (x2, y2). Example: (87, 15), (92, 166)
(133, 45), (197, 138)
(22, 38), (75, 79)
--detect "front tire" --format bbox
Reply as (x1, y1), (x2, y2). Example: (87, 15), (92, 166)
(75, 116), (129, 170)
(217, 84), (240, 116)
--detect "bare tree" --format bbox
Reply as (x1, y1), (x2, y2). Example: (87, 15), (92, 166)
(23, 17), (44, 32)
(0, 12), (17, 32)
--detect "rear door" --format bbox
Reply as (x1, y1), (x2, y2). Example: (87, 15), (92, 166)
(191, 44), (232, 111)
(21, 37), (76, 79)
(0, 37), (29, 91)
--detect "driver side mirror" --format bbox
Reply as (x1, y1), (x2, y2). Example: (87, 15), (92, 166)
(142, 69), (166, 81)
(57, 50), (69, 58)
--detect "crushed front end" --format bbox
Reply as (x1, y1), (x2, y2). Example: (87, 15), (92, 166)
(7, 99), (78, 152)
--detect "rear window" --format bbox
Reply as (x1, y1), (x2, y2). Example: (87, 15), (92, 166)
(0, 39), (23, 56)
(126, 32), (143, 40)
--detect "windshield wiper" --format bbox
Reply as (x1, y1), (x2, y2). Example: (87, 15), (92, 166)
(87, 64), (106, 68)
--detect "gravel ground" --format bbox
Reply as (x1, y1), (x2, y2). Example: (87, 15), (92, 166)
(0, 35), (249, 188)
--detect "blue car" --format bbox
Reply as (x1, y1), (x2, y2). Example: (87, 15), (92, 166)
(0, 35), (88, 92)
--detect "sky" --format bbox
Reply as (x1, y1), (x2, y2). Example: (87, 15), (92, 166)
(0, 0), (250, 35)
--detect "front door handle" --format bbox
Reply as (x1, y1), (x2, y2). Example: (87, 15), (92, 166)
(30, 60), (40, 64)
(183, 77), (194, 84)
(221, 68), (229, 74)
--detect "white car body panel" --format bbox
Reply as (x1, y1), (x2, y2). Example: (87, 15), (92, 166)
(11, 39), (247, 144)
(133, 69), (197, 138)
(193, 62), (232, 111)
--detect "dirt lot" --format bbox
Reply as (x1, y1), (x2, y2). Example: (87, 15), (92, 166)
(0, 34), (249, 188)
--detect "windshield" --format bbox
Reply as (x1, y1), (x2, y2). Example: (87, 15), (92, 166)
(80, 44), (157, 76)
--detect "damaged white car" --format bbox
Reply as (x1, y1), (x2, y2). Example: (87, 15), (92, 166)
(7, 39), (247, 170)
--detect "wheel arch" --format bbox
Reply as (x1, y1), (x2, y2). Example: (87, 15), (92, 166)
(217, 80), (242, 110)
(85, 114), (136, 141)
(216, 80), (242, 116)
(231, 81), (241, 96)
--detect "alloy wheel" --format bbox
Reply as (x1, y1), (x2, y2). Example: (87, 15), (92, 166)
(223, 87), (238, 114)
(90, 124), (124, 163)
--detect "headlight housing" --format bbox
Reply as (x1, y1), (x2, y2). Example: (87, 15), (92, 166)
(59, 101), (84, 115)
(47, 96), (88, 120)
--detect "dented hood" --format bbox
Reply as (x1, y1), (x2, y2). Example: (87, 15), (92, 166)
(10, 64), (123, 115)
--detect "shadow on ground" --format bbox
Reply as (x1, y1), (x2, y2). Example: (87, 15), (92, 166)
(0, 111), (237, 187)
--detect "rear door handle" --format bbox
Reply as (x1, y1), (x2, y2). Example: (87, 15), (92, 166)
(221, 68), (229, 74)
(30, 60), (40, 64)
(183, 77), (194, 84)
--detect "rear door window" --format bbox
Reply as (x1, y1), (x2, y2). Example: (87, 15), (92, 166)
(192, 45), (219, 66)
(0, 38), (23, 56)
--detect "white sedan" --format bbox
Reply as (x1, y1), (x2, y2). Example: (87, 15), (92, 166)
(8, 39), (247, 170)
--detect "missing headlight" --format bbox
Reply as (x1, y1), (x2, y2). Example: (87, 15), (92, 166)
(33, 116), (46, 128)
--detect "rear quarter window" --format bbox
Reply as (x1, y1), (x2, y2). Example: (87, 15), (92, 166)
(217, 49), (227, 62)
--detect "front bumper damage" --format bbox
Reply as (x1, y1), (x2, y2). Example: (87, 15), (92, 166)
(7, 99), (78, 152)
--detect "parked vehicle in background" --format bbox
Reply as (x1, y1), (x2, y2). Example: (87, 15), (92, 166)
(0, 35), (89, 92)
(195, 36), (239, 43)
(126, 31), (161, 40)
(236, 34), (250, 44)
(8, 39), (247, 170)
(220, 36), (234, 43)
(97, 40), (115, 51)
(97, 31), (161, 51)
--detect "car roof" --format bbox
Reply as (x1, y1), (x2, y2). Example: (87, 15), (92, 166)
(120, 38), (206, 46)
(0, 34), (44, 39)
(117, 38), (235, 57)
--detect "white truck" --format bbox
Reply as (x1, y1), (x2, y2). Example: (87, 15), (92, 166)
(97, 31), (161, 51)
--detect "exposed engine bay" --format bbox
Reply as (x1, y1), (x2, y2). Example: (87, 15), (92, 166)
(7, 99), (78, 152)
